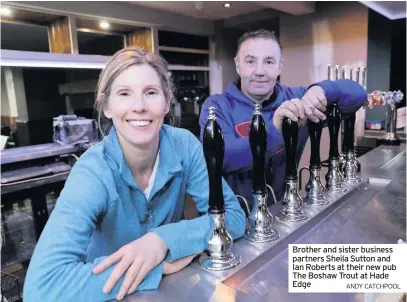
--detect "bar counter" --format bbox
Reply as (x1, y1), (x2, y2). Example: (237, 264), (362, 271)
(123, 144), (406, 302)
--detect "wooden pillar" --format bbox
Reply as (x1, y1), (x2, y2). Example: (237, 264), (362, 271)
(4, 67), (28, 124)
(126, 28), (153, 52)
(151, 27), (159, 55)
(48, 16), (78, 54)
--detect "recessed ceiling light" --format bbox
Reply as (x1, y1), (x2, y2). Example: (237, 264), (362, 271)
(99, 21), (110, 30)
(224, 3), (231, 8)
(1, 7), (12, 17)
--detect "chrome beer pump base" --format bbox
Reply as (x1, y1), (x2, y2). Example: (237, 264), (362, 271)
(303, 167), (329, 206)
(381, 133), (401, 145)
(199, 252), (241, 271)
(276, 209), (308, 222)
(199, 213), (241, 271)
(338, 154), (345, 175)
(381, 93), (403, 145)
(304, 195), (328, 206)
(325, 159), (348, 193)
(344, 151), (361, 183)
(277, 179), (308, 222)
(354, 152), (361, 173)
(245, 192), (279, 243)
(299, 166), (328, 206)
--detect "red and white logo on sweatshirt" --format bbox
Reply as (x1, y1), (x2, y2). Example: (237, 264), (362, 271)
(235, 121), (284, 155)
(235, 121), (251, 137)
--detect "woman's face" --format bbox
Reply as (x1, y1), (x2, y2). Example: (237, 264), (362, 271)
(104, 64), (169, 149)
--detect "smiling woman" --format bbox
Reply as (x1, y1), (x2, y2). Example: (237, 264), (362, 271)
(102, 65), (169, 150)
(95, 48), (176, 136)
(22, 48), (246, 302)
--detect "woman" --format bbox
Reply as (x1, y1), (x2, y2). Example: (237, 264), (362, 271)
(23, 48), (246, 302)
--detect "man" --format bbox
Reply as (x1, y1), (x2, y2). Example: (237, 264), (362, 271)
(199, 29), (366, 213)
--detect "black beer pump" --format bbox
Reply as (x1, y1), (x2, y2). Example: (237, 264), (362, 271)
(299, 120), (329, 205)
(325, 103), (347, 193)
(276, 118), (308, 222)
(245, 104), (279, 242)
(342, 114), (361, 183)
(199, 106), (241, 271)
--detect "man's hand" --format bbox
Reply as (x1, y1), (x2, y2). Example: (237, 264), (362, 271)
(301, 85), (327, 122)
(163, 254), (198, 275)
(273, 98), (311, 132)
(272, 86), (328, 131)
(93, 232), (168, 300)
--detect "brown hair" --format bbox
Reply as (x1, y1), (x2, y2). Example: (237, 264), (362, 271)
(95, 48), (176, 136)
(236, 29), (283, 57)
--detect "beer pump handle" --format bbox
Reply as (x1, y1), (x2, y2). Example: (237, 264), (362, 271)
(282, 117), (299, 180)
(249, 105), (267, 194)
(327, 103), (341, 160)
(349, 113), (356, 152)
(327, 64), (332, 81)
(356, 67), (360, 84)
(362, 68), (367, 90)
(335, 65), (339, 80)
(308, 120), (323, 168)
(203, 107), (225, 214)
(342, 116), (352, 156)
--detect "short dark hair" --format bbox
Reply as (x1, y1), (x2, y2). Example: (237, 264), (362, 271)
(236, 29), (283, 57)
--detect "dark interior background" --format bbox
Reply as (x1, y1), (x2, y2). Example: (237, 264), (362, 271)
(390, 18), (406, 108)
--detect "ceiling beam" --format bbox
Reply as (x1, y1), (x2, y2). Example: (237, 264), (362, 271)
(254, 1), (315, 16)
(360, 1), (407, 20)
(5, 1), (215, 35)
(219, 8), (280, 28)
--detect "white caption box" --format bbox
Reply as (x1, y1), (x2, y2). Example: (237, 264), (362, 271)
(288, 244), (407, 293)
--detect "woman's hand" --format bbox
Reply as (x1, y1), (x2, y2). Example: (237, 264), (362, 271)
(93, 232), (168, 300)
(163, 254), (198, 275)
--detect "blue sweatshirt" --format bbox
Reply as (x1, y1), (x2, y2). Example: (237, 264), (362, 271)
(23, 125), (246, 302)
(199, 79), (367, 207)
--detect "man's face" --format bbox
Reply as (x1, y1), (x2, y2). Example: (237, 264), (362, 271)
(235, 38), (283, 103)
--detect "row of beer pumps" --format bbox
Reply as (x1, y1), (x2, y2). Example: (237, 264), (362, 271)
(327, 64), (404, 145)
(329, 63), (404, 145)
(368, 89), (404, 145)
(197, 63), (403, 271)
